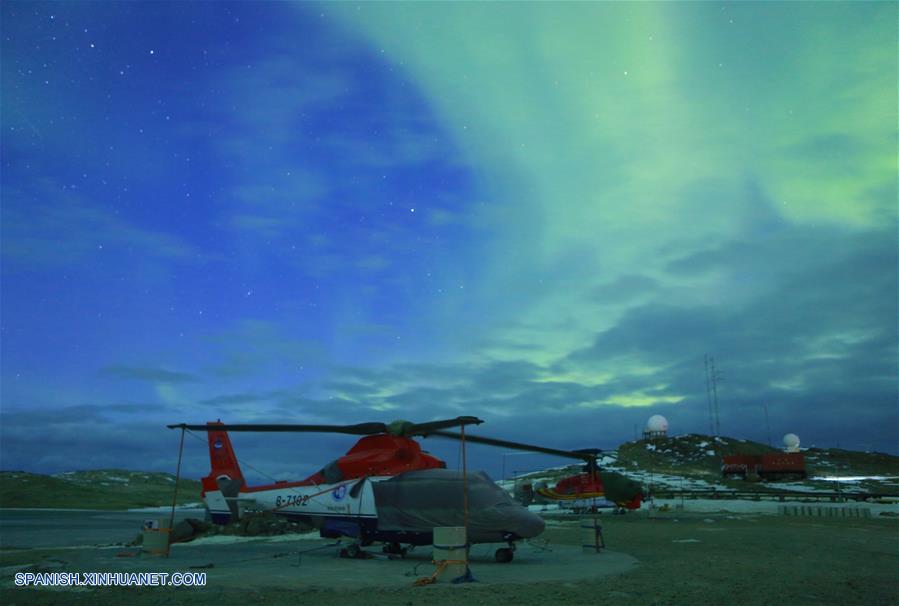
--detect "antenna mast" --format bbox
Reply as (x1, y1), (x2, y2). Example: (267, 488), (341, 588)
(704, 354), (715, 436)
(709, 356), (722, 436)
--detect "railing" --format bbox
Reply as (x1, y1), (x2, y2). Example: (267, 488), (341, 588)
(646, 488), (898, 503)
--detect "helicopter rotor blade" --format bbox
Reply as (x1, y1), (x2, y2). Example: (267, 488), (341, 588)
(571, 448), (603, 457)
(167, 416), (484, 437)
(429, 430), (600, 462)
(406, 416), (483, 437)
(166, 422), (388, 435)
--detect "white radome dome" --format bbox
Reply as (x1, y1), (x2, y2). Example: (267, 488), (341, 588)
(783, 433), (800, 450)
(646, 414), (668, 433)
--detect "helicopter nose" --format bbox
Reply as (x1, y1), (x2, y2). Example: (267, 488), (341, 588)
(469, 503), (545, 540)
(511, 507), (545, 538)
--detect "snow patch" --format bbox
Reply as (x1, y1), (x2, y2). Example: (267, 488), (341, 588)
(811, 475), (899, 483)
(645, 498), (899, 516)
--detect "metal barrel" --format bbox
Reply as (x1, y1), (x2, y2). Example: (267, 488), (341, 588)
(141, 518), (170, 557)
(432, 527), (467, 582)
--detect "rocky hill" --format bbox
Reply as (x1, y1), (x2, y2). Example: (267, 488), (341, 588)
(0, 469), (202, 509)
(617, 434), (899, 494)
(3, 437), (897, 510)
(507, 434), (899, 496)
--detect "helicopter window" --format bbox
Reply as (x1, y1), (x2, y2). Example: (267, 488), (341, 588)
(321, 460), (344, 484)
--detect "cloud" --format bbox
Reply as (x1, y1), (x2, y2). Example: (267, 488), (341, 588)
(201, 319), (328, 379)
(0, 411), (202, 476)
(591, 275), (659, 305)
(559, 226), (897, 449)
(197, 392), (278, 407)
(326, 2), (895, 355)
(289, 213), (896, 451)
(1, 180), (199, 272)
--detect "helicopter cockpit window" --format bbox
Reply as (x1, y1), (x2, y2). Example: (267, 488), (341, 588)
(321, 459), (344, 484)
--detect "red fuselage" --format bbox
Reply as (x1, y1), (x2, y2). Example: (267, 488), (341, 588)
(305, 435), (446, 483)
(536, 472), (604, 500)
(533, 471), (643, 510)
(201, 434), (445, 495)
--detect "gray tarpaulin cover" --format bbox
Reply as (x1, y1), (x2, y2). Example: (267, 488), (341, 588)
(371, 468), (532, 543)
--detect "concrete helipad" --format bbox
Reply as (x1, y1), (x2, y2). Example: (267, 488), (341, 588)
(12, 536), (638, 588)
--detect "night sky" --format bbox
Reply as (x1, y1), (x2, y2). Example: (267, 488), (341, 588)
(2, 2), (896, 482)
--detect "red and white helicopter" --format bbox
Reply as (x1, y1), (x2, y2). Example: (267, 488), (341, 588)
(424, 432), (644, 512)
(168, 417), (546, 562)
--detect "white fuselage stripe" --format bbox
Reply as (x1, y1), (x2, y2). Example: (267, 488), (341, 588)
(204, 477), (388, 518)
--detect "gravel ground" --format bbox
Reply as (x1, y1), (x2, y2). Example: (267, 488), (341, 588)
(2, 510), (897, 605)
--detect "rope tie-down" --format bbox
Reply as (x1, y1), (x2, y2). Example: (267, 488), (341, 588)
(413, 558), (477, 585)
(414, 422), (479, 586)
